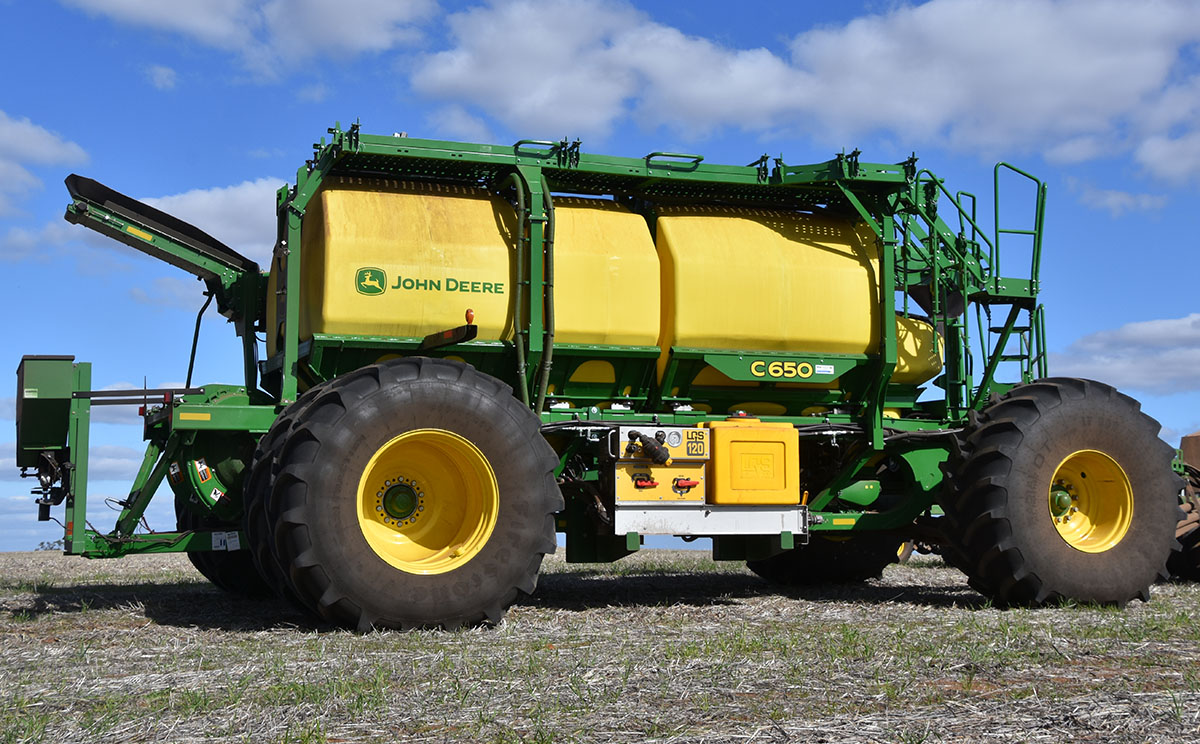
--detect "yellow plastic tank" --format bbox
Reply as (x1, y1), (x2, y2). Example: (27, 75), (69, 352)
(267, 181), (659, 355)
(550, 197), (659, 347)
(655, 205), (941, 387)
(703, 418), (801, 505)
(657, 206), (881, 358)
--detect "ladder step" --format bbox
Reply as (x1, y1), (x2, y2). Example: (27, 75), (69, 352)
(989, 326), (1030, 333)
(999, 354), (1027, 362)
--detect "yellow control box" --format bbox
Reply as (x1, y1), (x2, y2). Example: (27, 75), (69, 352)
(614, 461), (706, 503)
(704, 419), (800, 505)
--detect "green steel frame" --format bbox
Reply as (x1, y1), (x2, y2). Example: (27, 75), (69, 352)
(21, 121), (1047, 559)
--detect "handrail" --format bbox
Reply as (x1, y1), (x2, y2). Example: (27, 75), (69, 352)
(913, 169), (995, 271)
(993, 162), (1046, 283)
(513, 140), (559, 155)
(645, 151), (704, 165)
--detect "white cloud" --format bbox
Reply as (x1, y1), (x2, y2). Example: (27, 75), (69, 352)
(63, 0), (437, 76)
(87, 444), (147, 481)
(1135, 130), (1200, 184)
(260, 0), (436, 61)
(414, 0), (643, 139)
(63, 0), (258, 49)
(426, 105), (494, 143)
(142, 177), (283, 266)
(297, 83), (328, 103)
(410, 0), (1200, 176)
(0, 111), (88, 215)
(129, 276), (210, 309)
(1, 221), (74, 262)
(146, 64), (177, 90)
(1068, 179), (1168, 217)
(1050, 313), (1200, 394)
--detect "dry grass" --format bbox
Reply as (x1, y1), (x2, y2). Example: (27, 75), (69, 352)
(2, 549), (1200, 743)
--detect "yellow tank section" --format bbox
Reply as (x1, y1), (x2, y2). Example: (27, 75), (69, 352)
(655, 206), (943, 389)
(894, 315), (943, 385)
(301, 177), (516, 348)
(656, 206), (881, 366)
(704, 419), (801, 505)
(267, 185), (660, 357)
(552, 198), (660, 347)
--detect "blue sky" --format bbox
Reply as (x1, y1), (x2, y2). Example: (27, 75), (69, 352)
(2, 0), (1199, 550)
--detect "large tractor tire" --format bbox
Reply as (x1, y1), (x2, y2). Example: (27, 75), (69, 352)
(266, 358), (563, 631)
(242, 385), (326, 606)
(176, 498), (272, 597)
(945, 378), (1179, 606)
(747, 534), (904, 585)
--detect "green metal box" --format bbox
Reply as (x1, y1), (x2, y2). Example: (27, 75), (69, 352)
(15, 355), (75, 468)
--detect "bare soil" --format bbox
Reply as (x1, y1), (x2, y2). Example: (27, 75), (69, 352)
(2, 550), (1199, 743)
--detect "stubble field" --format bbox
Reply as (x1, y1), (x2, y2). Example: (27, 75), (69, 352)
(1, 549), (1199, 743)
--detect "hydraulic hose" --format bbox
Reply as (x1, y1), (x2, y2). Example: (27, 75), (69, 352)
(186, 291), (214, 388)
(534, 185), (556, 414)
(497, 173), (531, 406)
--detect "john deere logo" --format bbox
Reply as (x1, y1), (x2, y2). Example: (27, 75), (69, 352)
(356, 267), (386, 296)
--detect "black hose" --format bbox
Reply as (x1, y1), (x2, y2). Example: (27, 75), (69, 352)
(186, 291), (214, 388)
(534, 185), (556, 413)
(497, 173), (530, 406)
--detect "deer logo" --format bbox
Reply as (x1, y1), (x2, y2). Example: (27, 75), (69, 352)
(355, 267), (387, 296)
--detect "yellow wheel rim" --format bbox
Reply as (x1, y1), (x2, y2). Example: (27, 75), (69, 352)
(1048, 450), (1133, 553)
(357, 429), (499, 575)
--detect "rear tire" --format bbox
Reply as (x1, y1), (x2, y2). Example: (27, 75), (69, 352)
(267, 358), (563, 631)
(243, 384), (326, 606)
(945, 378), (1179, 606)
(176, 499), (272, 597)
(747, 535), (903, 585)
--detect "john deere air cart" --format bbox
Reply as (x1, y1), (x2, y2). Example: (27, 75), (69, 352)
(15, 122), (1181, 630)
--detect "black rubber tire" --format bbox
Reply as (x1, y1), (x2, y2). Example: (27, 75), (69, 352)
(175, 499), (272, 597)
(747, 534), (904, 585)
(945, 377), (1180, 606)
(267, 357), (563, 631)
(243, 384), (327, 606)
(1167, 468), (1200, 580)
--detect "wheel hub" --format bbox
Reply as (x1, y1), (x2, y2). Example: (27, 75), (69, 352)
(1048, 450), (1132, 553)
(1050, 484), (1074, 519)
(357, 428), (499, 575)
(380, 480), (422, 522)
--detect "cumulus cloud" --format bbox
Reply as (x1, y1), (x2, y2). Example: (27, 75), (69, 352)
(411, 0), (1200, 175)
(1135, 131), (1200, 184)
(1067, 179), (1168, 217)
(142, 177), (283, 266)
(0, 111), (88, 215)
(259, 0), (435, 60)
(86, 444), (148, 481)
(0, 221), (82, 262)
(63, 0), (437, 76)
(129, 275), (210, 309)
(297, 83), (328, 103)
(63, 0), (258, 49)
(1050, 313), (1200, 394)
(146, 64), (177, 90)
(426, 105), (495, 143)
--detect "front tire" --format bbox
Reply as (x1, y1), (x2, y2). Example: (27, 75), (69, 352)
(945, 378), (1179, 606)
(267, 358), (563, 631)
